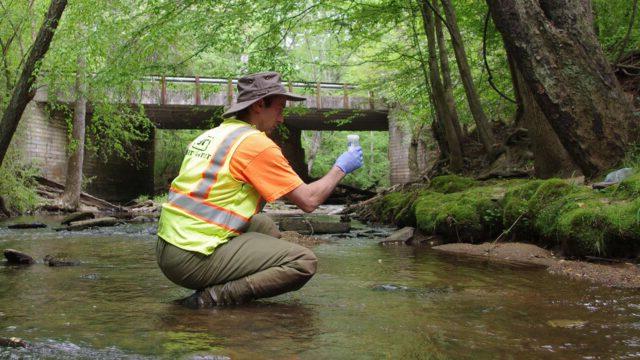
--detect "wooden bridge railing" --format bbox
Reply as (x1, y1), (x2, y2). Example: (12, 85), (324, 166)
(147, 76), (377, 110)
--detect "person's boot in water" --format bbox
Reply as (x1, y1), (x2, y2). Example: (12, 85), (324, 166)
(174, 290), (216, 309)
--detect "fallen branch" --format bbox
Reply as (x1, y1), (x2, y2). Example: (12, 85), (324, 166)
(35, 176), (122, 211)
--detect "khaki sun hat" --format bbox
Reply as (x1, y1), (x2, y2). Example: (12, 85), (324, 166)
(222, 71), (306, 118)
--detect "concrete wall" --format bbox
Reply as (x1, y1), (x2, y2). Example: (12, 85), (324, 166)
(387, 106), (412, 185)
(14, 102), (69, 182)
(13, 101), (153, 203)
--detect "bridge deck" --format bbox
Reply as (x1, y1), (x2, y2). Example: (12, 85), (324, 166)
(35, 76), (389, 131)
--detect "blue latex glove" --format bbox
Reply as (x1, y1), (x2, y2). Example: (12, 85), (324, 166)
(334, 146), (364, 174)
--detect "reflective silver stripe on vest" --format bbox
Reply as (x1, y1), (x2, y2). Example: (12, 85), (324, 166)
(190, 126), (255, 198)
(168, 190), (249, 232)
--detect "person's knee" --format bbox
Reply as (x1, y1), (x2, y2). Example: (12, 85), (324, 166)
(293, 247), (317, 279)
(247, 214), (281, 238)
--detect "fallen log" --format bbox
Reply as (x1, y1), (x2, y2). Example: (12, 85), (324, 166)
(35, 176), (122, 211)
(7, 222), (47, 229)
(61, 211), (95, 225)
(57, 216), (120, 231)
(279, 218), (350, 234)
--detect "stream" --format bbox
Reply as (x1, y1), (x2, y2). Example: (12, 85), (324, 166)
(1, 215), (639, 359)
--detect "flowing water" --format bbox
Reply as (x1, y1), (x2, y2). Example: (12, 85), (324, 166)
(1, 215), (639, 359)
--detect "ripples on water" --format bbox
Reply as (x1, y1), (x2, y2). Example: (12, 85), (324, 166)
(0, 215), (639, 359)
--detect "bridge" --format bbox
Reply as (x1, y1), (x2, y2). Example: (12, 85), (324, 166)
(20, 76), (407, 202)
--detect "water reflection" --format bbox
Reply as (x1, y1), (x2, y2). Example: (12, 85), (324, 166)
(1, 216), (640, 359)
(156, 302), (319, 358)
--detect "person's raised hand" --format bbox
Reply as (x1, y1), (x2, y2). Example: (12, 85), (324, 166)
(334, 146), (363, 174)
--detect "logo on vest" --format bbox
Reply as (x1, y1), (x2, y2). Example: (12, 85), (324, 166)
(187, 137), (213, 160)
(192, 137), (212, 151)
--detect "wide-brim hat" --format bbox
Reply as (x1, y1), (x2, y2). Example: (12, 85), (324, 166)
(222, 71), (306, 118)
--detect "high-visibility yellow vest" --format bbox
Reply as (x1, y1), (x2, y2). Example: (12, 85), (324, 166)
(157, 118), (264, 255)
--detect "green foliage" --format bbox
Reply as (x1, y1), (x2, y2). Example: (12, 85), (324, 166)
(303, 130), (389, 189)
(154, 129), (200, 190)
(0, 156), (41, 214)
(593, 0), (640, 60)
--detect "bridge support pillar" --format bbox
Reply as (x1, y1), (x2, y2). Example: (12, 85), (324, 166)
(388, 105), (413, 185)
(269, 125), (310, 183)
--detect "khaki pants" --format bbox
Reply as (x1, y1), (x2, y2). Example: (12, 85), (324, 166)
(156, 214), (317, 305)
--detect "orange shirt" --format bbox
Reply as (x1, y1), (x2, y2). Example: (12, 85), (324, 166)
(229, 132), (303, 202)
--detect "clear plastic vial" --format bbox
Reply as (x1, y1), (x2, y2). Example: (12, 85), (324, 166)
(347, 134), (360, 152)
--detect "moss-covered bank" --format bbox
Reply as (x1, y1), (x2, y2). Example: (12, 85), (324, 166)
(364, 174), (640, 258)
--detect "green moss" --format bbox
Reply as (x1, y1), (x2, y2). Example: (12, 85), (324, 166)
(429, 175), (478, 194)
(501, 180), (544, 238)
(415, 186), (501, 242)
(372, 190), (419, 226)
(556, 198), (640, 256)
(367, 176), (640, 258)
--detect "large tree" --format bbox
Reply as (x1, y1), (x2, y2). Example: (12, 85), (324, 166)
(440, 0), (497, 154)
(0, 0), (67, 167)
(486, 0), (638, 177)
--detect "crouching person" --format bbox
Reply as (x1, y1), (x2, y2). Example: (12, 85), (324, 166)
(155, 72), (363, 307)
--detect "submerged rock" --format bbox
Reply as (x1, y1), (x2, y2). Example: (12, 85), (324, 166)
(0, 337), (27, 348)
(3, 249), (35, 265)
(547, 319), (588, 329)
(127, 215), (155, 223)
(80, 273), (100, 280)
(43, 255), (80, 267)
(383, 227), (414, 242)
(372, 284), (410, 292)
(7, 222), (46, 229)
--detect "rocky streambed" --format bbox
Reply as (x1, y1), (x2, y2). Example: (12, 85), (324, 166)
(1, 213), (640, 358)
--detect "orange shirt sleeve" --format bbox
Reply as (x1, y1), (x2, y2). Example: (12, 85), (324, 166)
(230, 133), (304, 202)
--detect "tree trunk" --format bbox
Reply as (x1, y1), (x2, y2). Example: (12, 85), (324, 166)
(368, 131), (375, 177)
(506, 50), (579, 178)
(434, 10), (464, 143)
(419, 0), (463, 171)
(486, 0), (637, 177)
(61, 53), (87, 210)
(306, 131), (322, 174)
(0, 0), (68, 167)
(407, 0), (450, 162)
(440, 0), (496, 153)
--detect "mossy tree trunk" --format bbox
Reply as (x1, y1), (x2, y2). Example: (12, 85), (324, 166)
(440, 0), (496, 154)
(419, 0), (463, 172)
(506, 50), (580, 178)
(487, 0), (638, 177)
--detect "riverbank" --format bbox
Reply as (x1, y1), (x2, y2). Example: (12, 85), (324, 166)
(432, 242), (640, 288)
(356, 173), (640, 287)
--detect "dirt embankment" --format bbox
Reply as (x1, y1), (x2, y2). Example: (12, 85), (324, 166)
(432, 242), (640, 289)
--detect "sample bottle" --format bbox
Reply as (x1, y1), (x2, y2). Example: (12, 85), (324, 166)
(347, 134), (360, 152)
